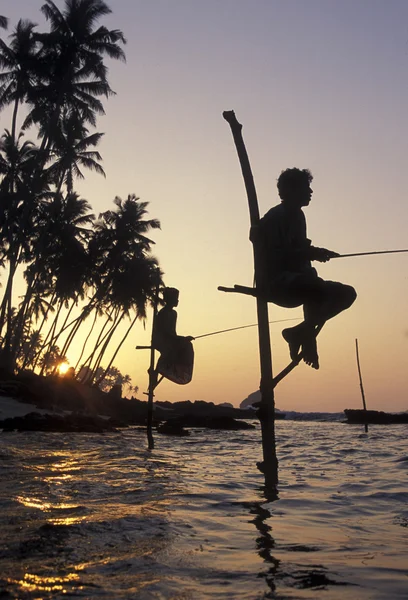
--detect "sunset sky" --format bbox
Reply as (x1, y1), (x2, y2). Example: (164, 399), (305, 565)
(2, 0), (408, 412)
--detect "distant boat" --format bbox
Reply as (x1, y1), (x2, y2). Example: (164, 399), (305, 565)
(344, 409), (408, 425)
(344, 339), (408, 426)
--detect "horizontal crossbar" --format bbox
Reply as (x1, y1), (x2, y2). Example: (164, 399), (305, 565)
(218, 284), (257, 296)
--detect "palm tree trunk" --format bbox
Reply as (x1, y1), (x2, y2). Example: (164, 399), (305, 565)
(1, 251), (21, 370)
(79, 313), (117, 382)
(48, 295), (78, 354)
(0, 254), (18, 337)
(89, 313), (124, 384)
(20, 298), (54, 371)
(58, 300), (95, 358)
(49, 298), (78, 374)
(94, 312), (137, 386)
(56, 169), (66, 194)
(11, 96), (20, 147)
(30, 293), (57, 370)
(58, 295), (100, 358)
(81, 307), (114, 366)
(18, 307), (37, 370)
(39, 300), (64, 375)
(74, 309), (98, 371)
(10, 270), (38, 361)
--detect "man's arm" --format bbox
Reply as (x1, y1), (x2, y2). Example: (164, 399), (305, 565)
(308, 247), (340, 262)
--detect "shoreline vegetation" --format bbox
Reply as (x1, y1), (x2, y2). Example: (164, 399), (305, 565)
(0, 1), (161, 396)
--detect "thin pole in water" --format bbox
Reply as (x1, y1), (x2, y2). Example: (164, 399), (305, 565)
(355, 338), (368, 433)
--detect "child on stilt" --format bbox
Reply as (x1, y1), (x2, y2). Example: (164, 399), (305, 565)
(152, 287), (195, 384)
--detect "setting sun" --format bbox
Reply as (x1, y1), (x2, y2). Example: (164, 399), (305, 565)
(58, 363), (70, 375)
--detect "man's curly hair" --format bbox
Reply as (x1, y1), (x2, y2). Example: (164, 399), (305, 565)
(277, 168), (313, 200)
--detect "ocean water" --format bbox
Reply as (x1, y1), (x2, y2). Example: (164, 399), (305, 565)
(0, 421), (407, 599)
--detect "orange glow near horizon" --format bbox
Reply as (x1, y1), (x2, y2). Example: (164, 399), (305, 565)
(57, 362), (70, 375)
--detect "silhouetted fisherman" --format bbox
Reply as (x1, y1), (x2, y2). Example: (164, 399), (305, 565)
(252, 168), (356, 369)
(152, 287), (194, 384)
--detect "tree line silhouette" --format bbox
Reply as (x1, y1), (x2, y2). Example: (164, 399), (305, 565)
(0, 1), (162, 391)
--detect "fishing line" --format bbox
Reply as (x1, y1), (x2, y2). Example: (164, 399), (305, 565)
(193, 317), (300, 340)
(135, 317), (301, 349)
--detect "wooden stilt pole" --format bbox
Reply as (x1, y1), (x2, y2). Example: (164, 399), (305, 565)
(355, 338), (368, 433)
(223, 110), (278, 491)
(146, 282), (160, 449)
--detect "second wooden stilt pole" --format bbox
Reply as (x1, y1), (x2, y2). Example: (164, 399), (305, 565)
(146, 281), (160, 449)
(223, 110), (278, 489)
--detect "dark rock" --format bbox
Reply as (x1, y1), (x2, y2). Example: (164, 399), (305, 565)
(155, 399), (259, 420)
(108, 383), (122, 400)
(344, 409), (408, 424)
(159, 415), (255, 431)
(0, 412), (121, 433)
(157, 422), (190, 436)
(241, 390), (261, 409)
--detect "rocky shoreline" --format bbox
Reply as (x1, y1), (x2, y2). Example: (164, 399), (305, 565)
(0, 371), (261, 434)
(344, 408), (408, 425)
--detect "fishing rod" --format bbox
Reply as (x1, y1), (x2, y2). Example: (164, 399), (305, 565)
(335, 249), (408, 259)
(135, 317), (301, 349)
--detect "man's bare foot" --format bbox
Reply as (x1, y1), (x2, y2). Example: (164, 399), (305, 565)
(282, 326), (303, 362)
(301, 328), (319, 369)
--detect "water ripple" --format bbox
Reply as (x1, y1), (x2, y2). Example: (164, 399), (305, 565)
(0, 421), (407, 598)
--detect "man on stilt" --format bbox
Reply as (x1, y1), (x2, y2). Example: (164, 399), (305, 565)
(253, 168), (356, 369)
(152, 287), (195, 385)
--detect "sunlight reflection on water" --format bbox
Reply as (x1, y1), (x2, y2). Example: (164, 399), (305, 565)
(0, 422), (407, 599)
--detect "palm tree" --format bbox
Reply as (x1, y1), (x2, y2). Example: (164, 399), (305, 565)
(0, 19), (39, 144)
(0, 3), (127, 374)
(0, 131), (40, 341)
(94, 365), (132, 394)
(39, 343), (66, 375)
(25, 0), (126, 156)
(17, 191), (94, 369)
(18, 329), (43, 369)
(0, 16), (8, 30)
(84, 195), (161, 383)
(0, 130), (37, 196)
(94, 256), (161, 387)
(94, 194), (161, 261)
(0, 19), (45, 361)
(58, 194), (161, 368)
(48, 111), (105, 193)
